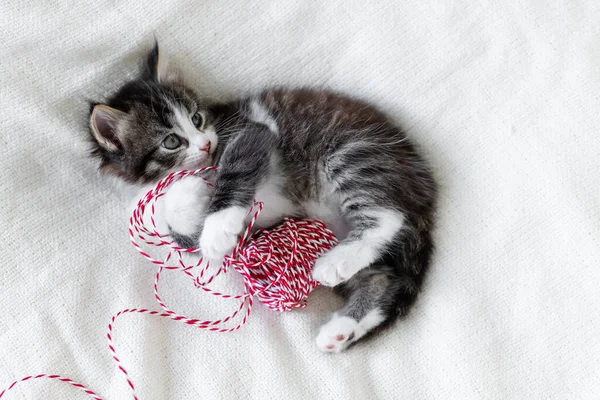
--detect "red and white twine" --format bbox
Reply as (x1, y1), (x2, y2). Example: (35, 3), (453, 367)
(1, 167), (337, 399)
(0, 374), (102, 399)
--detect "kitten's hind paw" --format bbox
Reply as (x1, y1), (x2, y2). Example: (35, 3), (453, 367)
(312, 244), (363, 287)
(316, 315), (364, 353)
(312, 256), (345, 287)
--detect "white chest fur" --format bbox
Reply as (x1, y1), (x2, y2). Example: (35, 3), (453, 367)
(252, 172), (301, 228)
(252, 179), (348, 239)
(303, 199), (349, 239)
(252, 161), (349, 239)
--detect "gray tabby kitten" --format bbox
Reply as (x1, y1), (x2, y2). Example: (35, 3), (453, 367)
(89, 45), (437, 352)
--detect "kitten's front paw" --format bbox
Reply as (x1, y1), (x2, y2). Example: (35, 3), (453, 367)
(199, 206), (247, 261)
(316, 315), (364, 353)
(164, 176), (211, 236)
(312, 245), (362, 287)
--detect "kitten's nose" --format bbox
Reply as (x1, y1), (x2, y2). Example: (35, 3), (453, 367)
(199, 143), (211, 152)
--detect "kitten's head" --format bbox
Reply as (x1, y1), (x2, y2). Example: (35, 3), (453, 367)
(89, 44), (218, 184)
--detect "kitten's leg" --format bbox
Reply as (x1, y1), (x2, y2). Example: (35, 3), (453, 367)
(163, 176), (212, 249)
(316, 217), (433, 352)
(312, 207), (405, 287)
(316, 265), (406, 352)
(199, 124), (276, 260)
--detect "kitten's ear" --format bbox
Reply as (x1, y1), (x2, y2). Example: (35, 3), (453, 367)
(144, 42), (178, 83)
(89, 105), (127, 152)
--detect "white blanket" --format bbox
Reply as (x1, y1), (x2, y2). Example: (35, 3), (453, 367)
(1, 1), (599, 398)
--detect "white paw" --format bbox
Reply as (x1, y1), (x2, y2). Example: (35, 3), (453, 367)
(164, 176), (211, 235)
(199, 206), (247, 261)
(316, 315), (365, 353)
(312, 244), (364, 287)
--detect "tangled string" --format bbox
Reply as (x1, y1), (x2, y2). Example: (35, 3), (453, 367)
(0, 167), (337, 399)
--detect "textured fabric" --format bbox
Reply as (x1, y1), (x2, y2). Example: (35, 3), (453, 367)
(1, 1), (599, 399)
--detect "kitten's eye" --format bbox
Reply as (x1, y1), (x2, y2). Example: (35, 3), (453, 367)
(162, 134), (182, 150)
(191, 112), (204, 128)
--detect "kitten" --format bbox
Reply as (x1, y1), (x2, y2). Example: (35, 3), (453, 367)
(88, 44), (437, 352)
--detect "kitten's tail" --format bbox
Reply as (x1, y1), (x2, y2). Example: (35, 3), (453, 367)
(392, 215), (435, 315)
